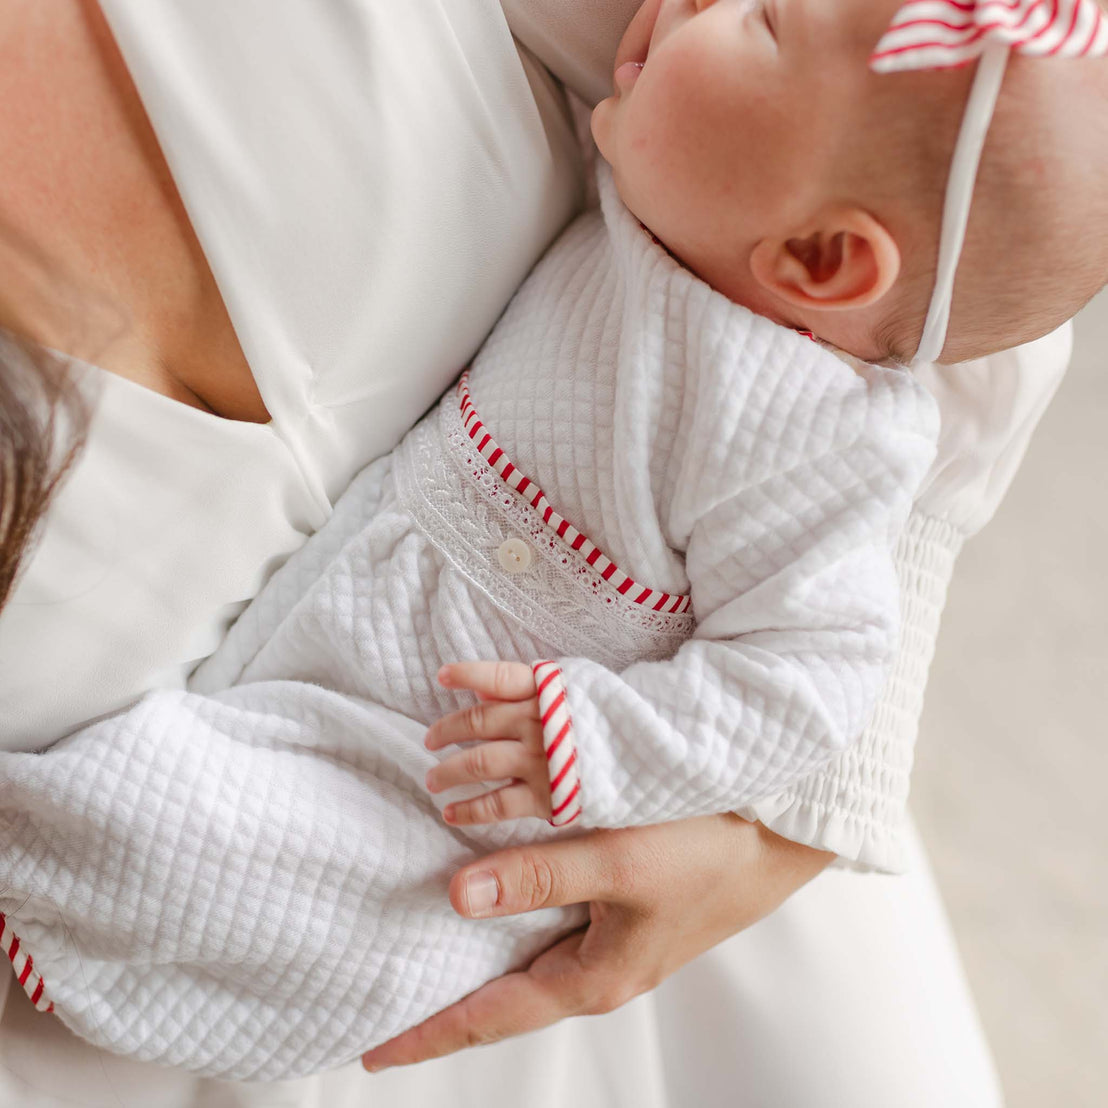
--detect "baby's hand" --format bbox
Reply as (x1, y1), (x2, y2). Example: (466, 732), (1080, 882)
(425, 661), (551, 825)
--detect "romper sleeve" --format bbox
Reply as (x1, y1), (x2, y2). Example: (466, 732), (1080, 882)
(736, 324), (1074, 872)
(530, 356), (939, 830)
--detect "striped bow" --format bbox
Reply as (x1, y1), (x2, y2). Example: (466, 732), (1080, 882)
(872, 0), (1108, 73)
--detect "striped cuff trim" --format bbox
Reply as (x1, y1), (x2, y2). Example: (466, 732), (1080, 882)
(0, 912), (54, 1013)
(458, 374), (691, 616)
(532, 661), (582, 827)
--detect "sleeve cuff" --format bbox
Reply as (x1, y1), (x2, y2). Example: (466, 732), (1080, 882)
(532, 661), (583, 826)
(735, 792), (910, 874)
(737, 510), (965, 874)
(0, 912), (54, 1013)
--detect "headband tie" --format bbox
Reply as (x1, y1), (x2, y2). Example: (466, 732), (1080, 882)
(870, 0), (1107, 364)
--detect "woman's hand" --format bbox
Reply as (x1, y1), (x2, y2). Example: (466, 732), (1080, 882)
(361, 813), (832, 1071)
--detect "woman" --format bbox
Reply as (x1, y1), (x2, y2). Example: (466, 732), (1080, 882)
(0, 1), (1066, 1103)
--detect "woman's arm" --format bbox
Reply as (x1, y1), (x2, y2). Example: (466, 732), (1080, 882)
(360, 506), (949, 1067)
(354, 505), (956, 1069)
(363, 814), (831, 1070)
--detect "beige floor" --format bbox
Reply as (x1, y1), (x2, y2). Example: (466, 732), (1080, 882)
(913, 290), (1108, 1108)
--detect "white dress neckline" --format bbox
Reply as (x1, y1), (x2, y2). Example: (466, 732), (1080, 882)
(0, 0), (585, 750)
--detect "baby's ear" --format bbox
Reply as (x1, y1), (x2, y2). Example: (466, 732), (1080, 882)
(749, 207), (900, 313)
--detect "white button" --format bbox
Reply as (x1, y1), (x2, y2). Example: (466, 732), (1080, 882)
(497, 538), (533, 575)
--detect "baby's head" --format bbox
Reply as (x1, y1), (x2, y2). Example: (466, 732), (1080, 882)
(592, 0), (1108, 364)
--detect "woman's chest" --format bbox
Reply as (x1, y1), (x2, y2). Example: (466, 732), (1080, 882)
(4, 0), (589, 497)
(0, 0), (265, 421)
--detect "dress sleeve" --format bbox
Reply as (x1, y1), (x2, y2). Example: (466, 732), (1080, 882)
(530, 368), (938, 830)
(738, 324), (1074, 872)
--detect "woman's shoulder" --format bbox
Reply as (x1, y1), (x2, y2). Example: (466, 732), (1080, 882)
(502, 0), (640, 105)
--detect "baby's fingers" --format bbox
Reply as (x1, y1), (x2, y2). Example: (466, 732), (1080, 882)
(425, 698), (540, 753)
(445, 784), (549, 826)
(438, 661), (536, 701)
(426, 742), (537, 795)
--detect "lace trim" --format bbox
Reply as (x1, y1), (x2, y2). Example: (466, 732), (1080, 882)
(456, 374), (692, 615)
(393, 400), (694, 671)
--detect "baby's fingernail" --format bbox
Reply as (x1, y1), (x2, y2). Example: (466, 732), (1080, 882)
(463, 870), (500, 917)
(438, 666), (452, 686)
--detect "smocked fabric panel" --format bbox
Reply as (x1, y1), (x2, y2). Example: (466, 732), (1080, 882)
(738, 512), (964, 872)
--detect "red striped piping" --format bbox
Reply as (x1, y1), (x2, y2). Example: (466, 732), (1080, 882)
(531, 661), (582, 827)
(0, 912), (54, 1014)
(456, 374), (691, 616)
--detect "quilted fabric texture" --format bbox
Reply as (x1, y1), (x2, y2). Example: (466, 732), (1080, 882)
(0, 167), (938, 1078)
(739, 511), (965, 872)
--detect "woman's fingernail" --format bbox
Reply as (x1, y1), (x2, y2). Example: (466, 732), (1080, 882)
(463, 871), (500, 917)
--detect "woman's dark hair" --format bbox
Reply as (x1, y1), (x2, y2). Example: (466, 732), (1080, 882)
(0, 334), (91, 611)
(0, 221), (105, 613)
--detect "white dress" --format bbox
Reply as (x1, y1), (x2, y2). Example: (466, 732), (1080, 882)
(0, 0), (1071, 1104)
(0, 175), (939, 1079)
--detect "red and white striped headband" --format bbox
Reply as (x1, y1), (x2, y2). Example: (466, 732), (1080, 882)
(870, 0), (1107, 365)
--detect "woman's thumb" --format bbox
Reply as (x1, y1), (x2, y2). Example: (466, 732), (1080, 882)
(449, 837), (607, 918)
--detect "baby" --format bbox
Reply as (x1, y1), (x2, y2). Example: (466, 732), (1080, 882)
(425, 0), (1108, 828)
(5, 0), (1106, 1081)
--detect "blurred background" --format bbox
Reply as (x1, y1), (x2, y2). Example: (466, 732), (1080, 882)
(914, 289), (1108, 1108)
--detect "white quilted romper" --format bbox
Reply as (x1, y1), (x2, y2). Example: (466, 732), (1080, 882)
(0, 168), (938, 1079)
(204, 165), (939, 824)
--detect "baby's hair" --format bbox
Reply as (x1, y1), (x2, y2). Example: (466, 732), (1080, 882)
(854, 53), (1108, 365)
